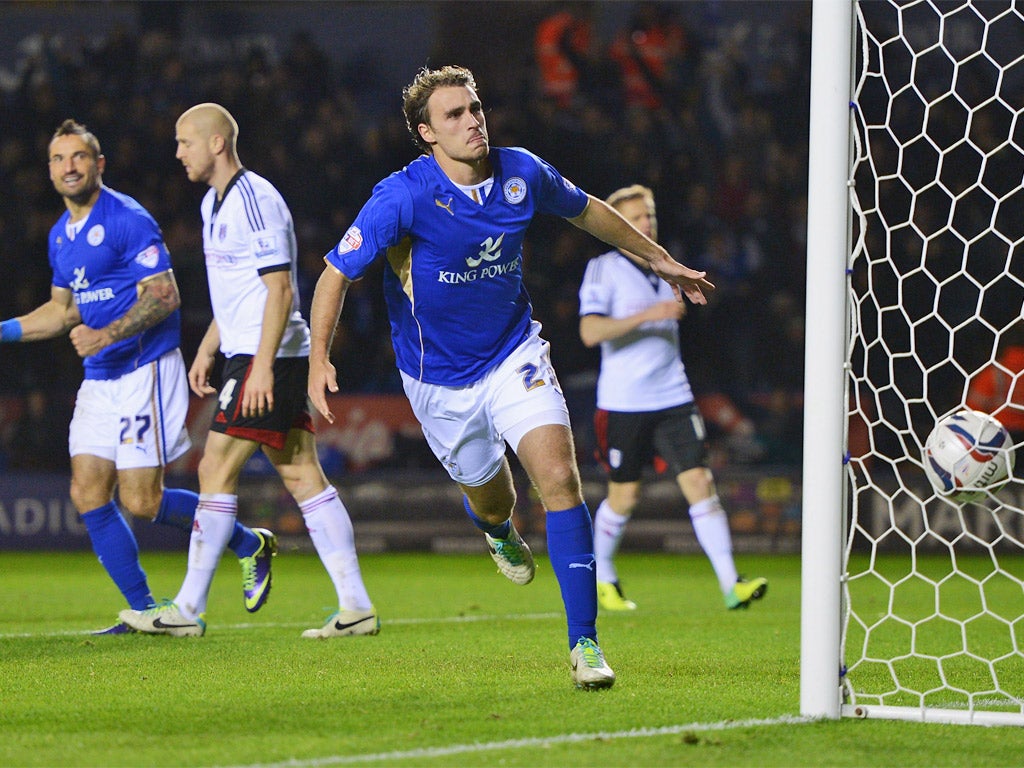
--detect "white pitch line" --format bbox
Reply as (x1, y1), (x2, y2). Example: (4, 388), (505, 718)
(0, 612), (563, 640)
(220, 715), (818, 768)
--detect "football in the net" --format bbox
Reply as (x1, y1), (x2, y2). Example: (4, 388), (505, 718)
(923, 409), (1015, 501)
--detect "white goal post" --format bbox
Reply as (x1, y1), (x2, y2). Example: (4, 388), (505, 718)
(803, 0), (1024, 726)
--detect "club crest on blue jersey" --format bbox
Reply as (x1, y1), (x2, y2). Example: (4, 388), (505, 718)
(503, 177), (527, 204)
(87, 224), (105, 246)
(338, 226), (362, 254)
(135, 245), (160, 269)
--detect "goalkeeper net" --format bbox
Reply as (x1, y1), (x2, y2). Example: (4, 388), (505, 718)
(828, 0), (1024, 726)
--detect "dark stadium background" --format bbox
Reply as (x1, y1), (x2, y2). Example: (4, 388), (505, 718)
(0, 1), (809, 552)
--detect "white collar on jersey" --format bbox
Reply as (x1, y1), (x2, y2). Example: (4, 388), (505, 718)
(453, 176), (494, 204)
(65, 214), (90, 241)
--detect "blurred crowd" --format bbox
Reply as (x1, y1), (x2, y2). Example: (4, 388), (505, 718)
(0, 2), (811, 472)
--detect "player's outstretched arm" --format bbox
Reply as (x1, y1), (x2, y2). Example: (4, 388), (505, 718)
(307, 263), (351, 425)
(69, 269), (180, 358)
(569, 195), (715, 305)
(1, 285), (79, 343)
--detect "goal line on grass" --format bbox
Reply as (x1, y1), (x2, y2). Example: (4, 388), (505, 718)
(223, 715), (816, 768)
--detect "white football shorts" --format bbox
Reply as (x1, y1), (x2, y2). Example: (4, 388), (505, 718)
(69, 348), (192, 469)
(401, 321), (571, 486)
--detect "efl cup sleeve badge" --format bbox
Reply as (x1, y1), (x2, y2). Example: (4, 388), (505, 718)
(87, 224), (105, 246)
(503, 177), (527, 205)
(134, 244), (160, 268)
(562, 178), (578, 192)
(337, 226), (363, 255)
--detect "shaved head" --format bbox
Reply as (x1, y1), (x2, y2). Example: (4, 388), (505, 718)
(175, 102), (242, 191)
(177, 102), (239, 157)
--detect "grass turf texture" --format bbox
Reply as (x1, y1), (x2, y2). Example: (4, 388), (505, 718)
(2, 550), (1023, 767)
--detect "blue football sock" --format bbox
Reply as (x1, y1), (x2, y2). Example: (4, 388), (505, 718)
(81, 501), (153, 611)
(153, 487), (198, 532)
(154, 487), (258, 557)
(546, 503), (599, 649)
(462, 496), (512, 539)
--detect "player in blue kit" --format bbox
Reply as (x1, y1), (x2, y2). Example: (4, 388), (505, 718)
(307, 66), (714, 688)
(0, 120), (275, 632)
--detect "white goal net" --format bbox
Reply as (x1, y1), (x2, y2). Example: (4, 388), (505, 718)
(839, 0), (1024, 725)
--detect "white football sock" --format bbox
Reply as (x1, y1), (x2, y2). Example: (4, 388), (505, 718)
(689, 495), (738, 594)
(301, 486), (372, 611)
(593, 499), (630, 584)
(175, 494), (238, 619)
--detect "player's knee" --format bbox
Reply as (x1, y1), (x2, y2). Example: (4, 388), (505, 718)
(117, 489), (161, 520)
(678, 467), (714, 501)
(608, 487), (640, 514)
(69, 481), (107, 515)
(549, 459), (581, 493)
(532, 460), (582, 508)
(197, 451), (239, 491)
(277, 463), (325, 502)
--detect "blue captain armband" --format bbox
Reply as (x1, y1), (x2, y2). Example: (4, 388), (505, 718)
(0, 319), (22, 342)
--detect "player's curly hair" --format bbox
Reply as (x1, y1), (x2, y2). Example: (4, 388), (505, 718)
(50, 119), (102, 160)
(402, 65), (478, 154)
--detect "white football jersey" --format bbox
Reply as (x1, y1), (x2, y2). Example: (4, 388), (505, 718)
(578, 249), (693, 412)
(201, 170), (310, 358)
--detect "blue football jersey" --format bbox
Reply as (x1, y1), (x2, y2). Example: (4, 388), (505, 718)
(48, 186), (180, 380)
(326, 147), (589, 386)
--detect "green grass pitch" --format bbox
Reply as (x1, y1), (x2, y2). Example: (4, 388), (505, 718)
(2, 550), (1023, 767)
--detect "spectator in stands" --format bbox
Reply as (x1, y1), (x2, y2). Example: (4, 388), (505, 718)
(967, 321), (1024, 444)
(534, 2), (617, 111)
(578, 183), (767, 612)
(609, 2), (691, 110)
(0, 8), (813, 474)
(0, 119), (273, 633)
(7, 388), (70, 471)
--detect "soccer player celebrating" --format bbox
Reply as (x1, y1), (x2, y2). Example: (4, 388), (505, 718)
(579, 184), (767, 611)
(119, 103), (376, 638)
(307, 66), (714, 688)
(0, 119), (274, 633)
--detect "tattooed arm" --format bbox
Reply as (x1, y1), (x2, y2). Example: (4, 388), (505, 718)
(69, 269), (181, 358)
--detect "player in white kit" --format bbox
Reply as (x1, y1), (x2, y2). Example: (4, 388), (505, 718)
(579, 184), (767, 611)
(0, 119), (273, 633)
(307, 66), (714, 688)
(120, 103), (376, 638)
